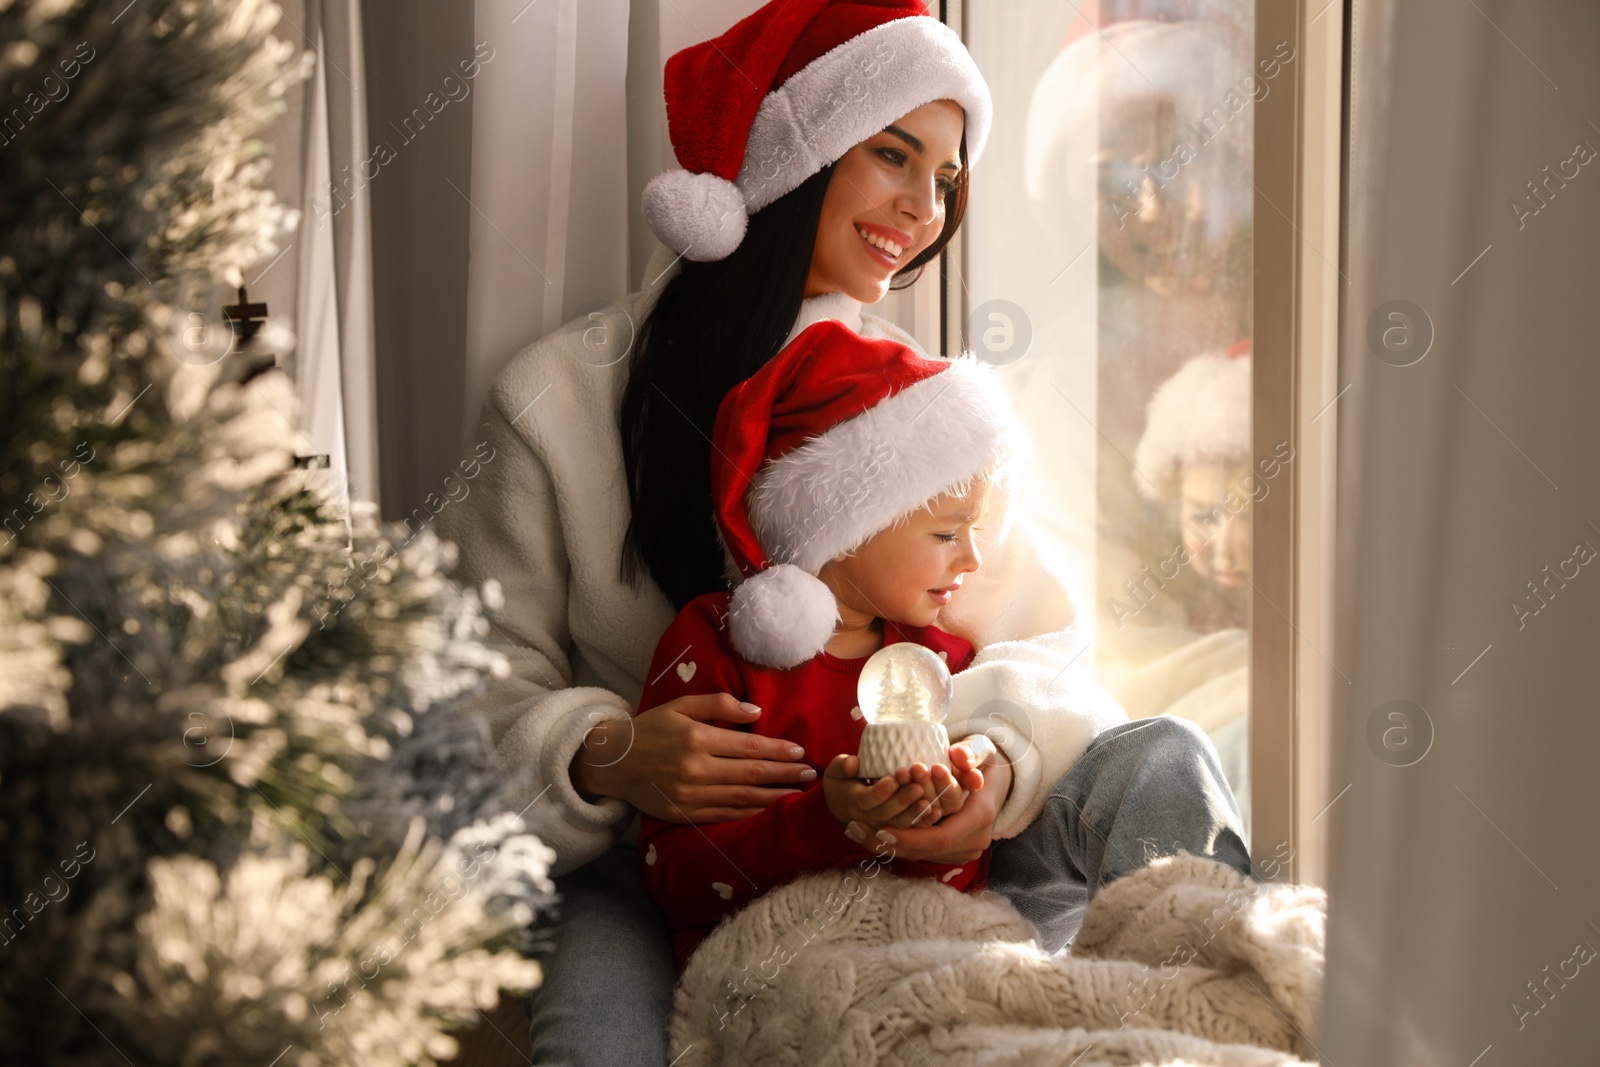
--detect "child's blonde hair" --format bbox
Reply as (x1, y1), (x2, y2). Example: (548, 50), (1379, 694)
(877, 463), (1002, 536)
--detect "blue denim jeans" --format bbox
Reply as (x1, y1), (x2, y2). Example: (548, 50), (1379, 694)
(986, 715), (1252, 953)
(526, 714), (1250, 1064)
(526, 843), (676, 1067)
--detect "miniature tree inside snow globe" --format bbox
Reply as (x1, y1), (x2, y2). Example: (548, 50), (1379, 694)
(855, 642), (953, 779)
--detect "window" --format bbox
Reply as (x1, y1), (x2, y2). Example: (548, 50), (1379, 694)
(875, 0), (1338, 877)
(946, 0), (1293, 852)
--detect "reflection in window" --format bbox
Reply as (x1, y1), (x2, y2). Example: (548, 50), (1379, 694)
(964, 1), (1258, 841)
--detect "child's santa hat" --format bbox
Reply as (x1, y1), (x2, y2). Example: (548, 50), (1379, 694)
(1134, 338), (1252, 501)
(712, 320), (1016, 668)
(644, 0), (993, 262)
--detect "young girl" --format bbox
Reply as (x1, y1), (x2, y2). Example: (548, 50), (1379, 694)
(634, 318), (1018, 969)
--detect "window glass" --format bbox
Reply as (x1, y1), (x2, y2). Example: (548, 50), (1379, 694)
(963, 0), (1258, 841)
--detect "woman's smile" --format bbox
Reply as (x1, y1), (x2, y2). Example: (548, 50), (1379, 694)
(856, 221), (912, 268)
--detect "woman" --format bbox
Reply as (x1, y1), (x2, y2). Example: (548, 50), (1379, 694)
(438, 3), (1250, 1064)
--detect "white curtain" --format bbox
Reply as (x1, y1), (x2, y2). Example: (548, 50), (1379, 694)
(458, 0), (633, 447)
(254, 0), (946, 520)
(367, 0), (789, 518)
(257, 0), (380, 511)
(255, 0), (777, 519)
(454, 0), (764, 465)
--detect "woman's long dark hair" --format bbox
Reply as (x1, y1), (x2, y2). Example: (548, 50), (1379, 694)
(620, 137), (970, 610)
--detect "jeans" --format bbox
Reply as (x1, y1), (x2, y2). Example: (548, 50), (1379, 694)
(526, 842), (676, 1067)
(987, 715), (1253, 953)
(526, 714), (1250, 1064)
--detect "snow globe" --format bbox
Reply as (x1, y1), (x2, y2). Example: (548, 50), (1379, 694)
(855, 643), (953, 780)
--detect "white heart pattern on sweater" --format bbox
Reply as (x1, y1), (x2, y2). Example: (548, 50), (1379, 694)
(676, 660), (696, 682)
(940, 867), (964, 882)
(712, 881), (733, 900)
(645, 843), (657, 865)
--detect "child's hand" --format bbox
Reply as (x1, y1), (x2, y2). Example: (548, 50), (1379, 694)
(823, 754), (933, 839)
(883, 736), (997, 829)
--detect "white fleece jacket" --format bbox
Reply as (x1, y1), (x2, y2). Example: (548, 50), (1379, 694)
(438, 241), (1128, 877)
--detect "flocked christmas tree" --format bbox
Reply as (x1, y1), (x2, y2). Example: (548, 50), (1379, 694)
(0, 2), (555, 1063)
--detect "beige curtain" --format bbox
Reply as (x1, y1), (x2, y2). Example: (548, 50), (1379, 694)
(1324, 0), (1600, 1061)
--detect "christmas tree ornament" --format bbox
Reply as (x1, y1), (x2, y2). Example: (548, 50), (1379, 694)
(221, 284), (270, 344)
(855, 642), (953, 779)
(221, 282), (291, 385)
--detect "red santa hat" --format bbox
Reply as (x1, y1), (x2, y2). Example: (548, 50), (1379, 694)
(1134, 337), (1251, 501)
(711, 320), (1016, 668)
(643, 0), (993, 263)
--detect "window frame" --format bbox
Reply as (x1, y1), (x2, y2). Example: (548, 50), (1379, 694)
(1251, 0), (1345, 886)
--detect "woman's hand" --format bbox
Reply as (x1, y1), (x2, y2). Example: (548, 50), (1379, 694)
(570, 694), (817, 823)
(850, 753), (1013, 864)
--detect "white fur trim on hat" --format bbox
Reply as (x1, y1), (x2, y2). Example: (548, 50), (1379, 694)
(737, 17), (993, 212)
(728, 563), (841, 669)
(747, 357), (1016, 575)
(641, 169), (750, 262)
(1134, 349), (1251, 501)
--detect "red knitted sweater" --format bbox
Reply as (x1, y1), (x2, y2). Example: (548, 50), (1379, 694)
(635, 591), (993, 972)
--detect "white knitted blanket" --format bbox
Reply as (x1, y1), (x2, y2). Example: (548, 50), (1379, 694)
(670, 854), (1324, 1066)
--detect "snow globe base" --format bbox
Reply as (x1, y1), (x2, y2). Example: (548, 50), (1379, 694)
(857, 721), (950, 780)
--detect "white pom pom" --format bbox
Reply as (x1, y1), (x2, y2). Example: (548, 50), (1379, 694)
(727, 564), (839, 670)
(641, 169), (749, 262)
